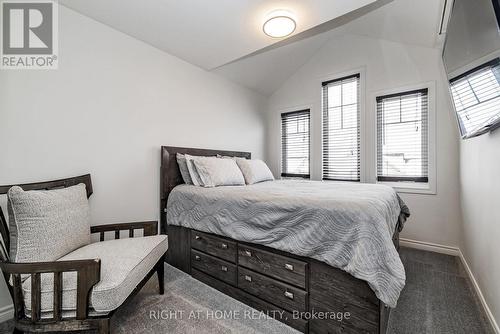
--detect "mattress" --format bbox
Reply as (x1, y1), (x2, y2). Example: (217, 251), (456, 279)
(166, 179), (409, 307)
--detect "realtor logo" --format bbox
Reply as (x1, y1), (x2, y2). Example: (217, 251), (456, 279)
(1, 0), (58, 69)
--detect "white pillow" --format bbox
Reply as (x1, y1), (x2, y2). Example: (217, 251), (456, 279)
(235, 159), (274, 185)
(217, 154), (246, 161)
(193, 157), (245, 187)
(176, 153), (193, 185)
(184, 154), (205, 186)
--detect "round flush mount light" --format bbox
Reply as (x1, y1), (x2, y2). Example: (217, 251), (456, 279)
(263, 10), (296, 38)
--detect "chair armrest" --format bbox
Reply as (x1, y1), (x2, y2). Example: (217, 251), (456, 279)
(0, 259), (101, 321)
(91, 221), (158, 241)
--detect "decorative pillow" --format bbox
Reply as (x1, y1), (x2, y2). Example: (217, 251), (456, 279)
(7, 184), (91, 263)
(235, 159), (275, 185)
(193, 157), (245, 187)
(176, 153), (193, 185)
(184, 154), (205, 186)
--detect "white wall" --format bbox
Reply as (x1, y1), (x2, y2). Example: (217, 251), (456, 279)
(267, 33), (463, 248)
(0, 6), (266, 312)
(460, 131), (500, 328)
(451, 0), (500, 326)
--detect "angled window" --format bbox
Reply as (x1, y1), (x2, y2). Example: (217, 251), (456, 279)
(281, 110), (310, 178)
(376, 89), (429, 183)
(322, 74), (360, 181)
(449, 58), (500, 138)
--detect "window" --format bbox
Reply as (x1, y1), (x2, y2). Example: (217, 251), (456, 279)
(449, 58), (500, 138)
(376, 89), (429, 183)
(322, 74), (360, 181)
(281, 110), (310, 178)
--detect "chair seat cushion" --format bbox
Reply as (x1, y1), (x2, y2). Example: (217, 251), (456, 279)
(23, 235), (168, 316)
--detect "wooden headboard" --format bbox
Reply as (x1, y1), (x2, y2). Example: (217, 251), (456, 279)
(160, 146), (251, 234)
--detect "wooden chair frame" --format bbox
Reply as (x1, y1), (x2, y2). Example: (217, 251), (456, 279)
(0, 174), (166, 333)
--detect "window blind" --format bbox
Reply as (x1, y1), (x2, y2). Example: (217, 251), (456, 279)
(449, 58), (500, 139)
(322, 74), (360, 181)
(376, 89), (429, 183)
(281, 110), (310, 178)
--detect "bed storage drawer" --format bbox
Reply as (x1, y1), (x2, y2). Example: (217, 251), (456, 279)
(191, 249), (237, 285)
(192, 268), (309, 333)
(238, 267), (307, 313)
(191, 230), (237, 263)
(238, 244), (307, 289)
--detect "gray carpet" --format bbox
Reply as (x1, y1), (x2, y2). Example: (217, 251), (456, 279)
(0, 247), (494, 333)
(387, 247), (494, 334)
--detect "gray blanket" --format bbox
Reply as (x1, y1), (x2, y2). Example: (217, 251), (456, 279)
(167, 180), (409, 307)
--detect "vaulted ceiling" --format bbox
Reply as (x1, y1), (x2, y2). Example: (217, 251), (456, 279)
(60, 0), (447, 96)
(60, 0), (382, 69)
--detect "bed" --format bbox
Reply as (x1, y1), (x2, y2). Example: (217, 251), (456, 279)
(160, 146), (408, 334)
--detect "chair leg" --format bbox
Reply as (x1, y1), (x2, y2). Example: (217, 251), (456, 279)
(157, 256), (165, 295)
(98, 318), (110, 334)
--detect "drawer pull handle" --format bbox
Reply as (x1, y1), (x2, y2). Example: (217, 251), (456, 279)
(285, 263), (294, 271)
(284, 291), (294, 300)
(244, 250), (252, 257)
(221, 243), (228, 249)
(244, 275), (252, 282)
(195, 255), (201, 261)
(195, 235), (201, 240)
(221, 266), (228, 272)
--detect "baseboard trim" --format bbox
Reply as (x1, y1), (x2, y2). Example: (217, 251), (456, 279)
(0, 304), (13, 323)
(401, 237), (499, 333)
(399, 238), (460, 256)
(459, 250), (500, 334)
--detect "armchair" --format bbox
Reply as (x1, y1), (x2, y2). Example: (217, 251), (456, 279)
(0, 174), (167, 333)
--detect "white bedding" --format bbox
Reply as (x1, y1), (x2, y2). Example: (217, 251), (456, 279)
(166, 179), (409, 307)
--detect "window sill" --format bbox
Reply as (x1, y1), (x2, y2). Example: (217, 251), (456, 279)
(377, 181), (436, 195)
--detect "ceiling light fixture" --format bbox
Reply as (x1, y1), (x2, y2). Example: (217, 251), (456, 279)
(263, 10), (296, 38)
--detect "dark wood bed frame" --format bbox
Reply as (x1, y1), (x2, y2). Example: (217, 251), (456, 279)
(0, 174), (166, 334)
(161, 146), (400, 334)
